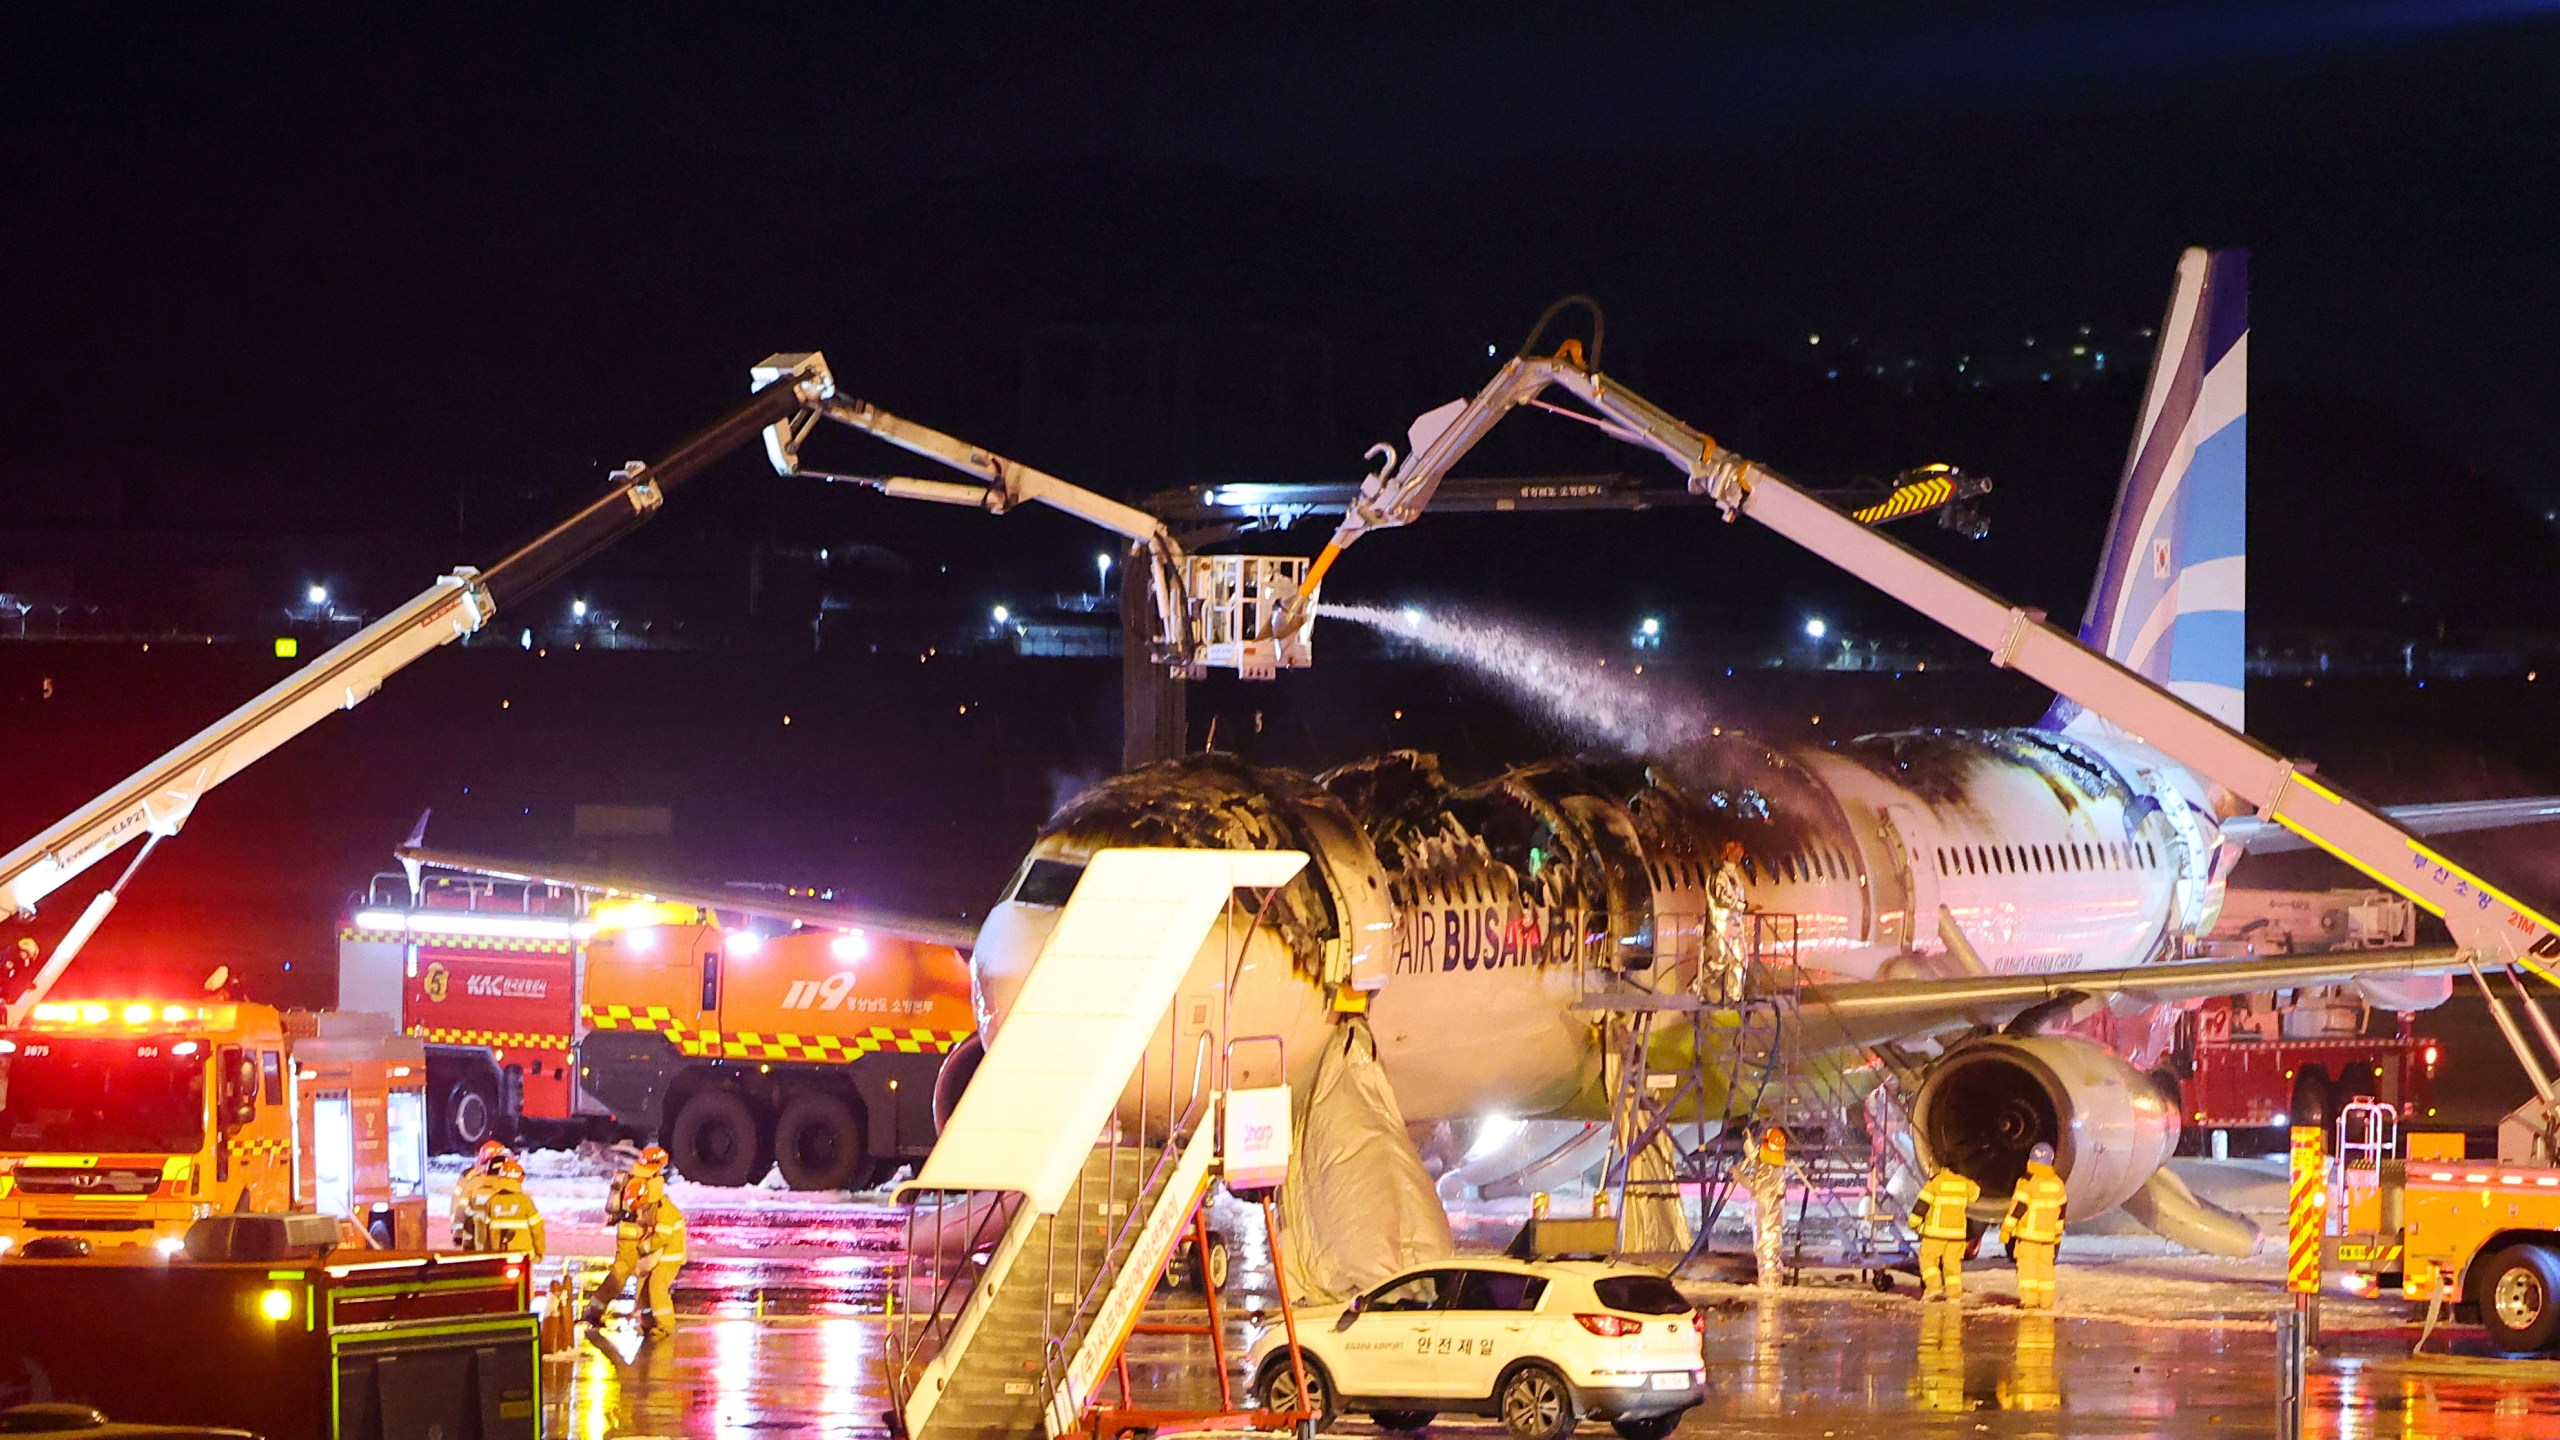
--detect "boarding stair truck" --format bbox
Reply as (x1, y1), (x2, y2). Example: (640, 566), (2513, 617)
(2324, 1099), (2560, 1355)
(0, 998), (429, 1258)
(887, 849), (1318, 1440)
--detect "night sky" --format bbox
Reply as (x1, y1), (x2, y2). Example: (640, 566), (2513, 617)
(5, 4), (2555, 594)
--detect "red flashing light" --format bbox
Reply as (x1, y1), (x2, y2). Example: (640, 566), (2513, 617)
(2423, 1044), (2440, 1070)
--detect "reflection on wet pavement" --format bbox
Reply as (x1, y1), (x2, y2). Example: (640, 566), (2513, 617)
(533, 1193), (2560, 1440)
(545, 1292), (2560, 1439)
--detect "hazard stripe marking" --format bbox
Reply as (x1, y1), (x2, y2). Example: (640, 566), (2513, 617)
(576, 1005), (964, 1060)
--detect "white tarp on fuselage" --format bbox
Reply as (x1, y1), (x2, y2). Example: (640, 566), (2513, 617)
(1279, 1018), (1455, 1300)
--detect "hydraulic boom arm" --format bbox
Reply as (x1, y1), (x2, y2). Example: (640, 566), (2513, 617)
(1283, 346), (2560, 984)
(0, 355), (838, 1022)
(750, 353), (1197, 666)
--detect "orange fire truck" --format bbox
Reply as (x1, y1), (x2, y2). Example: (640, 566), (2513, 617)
(341, 868), (975, 1189)
(0, 999), (428, 1256)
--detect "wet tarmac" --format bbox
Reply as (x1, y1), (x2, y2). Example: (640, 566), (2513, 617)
(488, 1170), (2560, 1439)
(550, 1282), (2560, 1440)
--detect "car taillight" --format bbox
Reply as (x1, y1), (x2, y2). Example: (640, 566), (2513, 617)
(1689, 1310), (1705, 1334)
(1576, 1314), (1642, 1337)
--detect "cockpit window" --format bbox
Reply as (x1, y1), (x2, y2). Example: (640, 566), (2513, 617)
(1009, 858), (1087, 908)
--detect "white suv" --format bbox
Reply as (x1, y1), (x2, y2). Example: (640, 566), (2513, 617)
(1245, 1259), (1705, 1440)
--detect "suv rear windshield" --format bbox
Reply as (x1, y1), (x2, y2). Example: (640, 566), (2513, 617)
(1592, 1275), (1689, 1315)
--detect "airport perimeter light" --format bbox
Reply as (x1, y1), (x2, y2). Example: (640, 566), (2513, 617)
(305, 585), (329, 607)
(992, 605), (1011, 624)
(571, 598), (589, 619)
(1805, 617), (1828, 640)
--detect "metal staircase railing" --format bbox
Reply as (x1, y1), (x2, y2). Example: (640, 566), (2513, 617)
(1034, 1030), (1215, 1425)
(1590, 908), (1917, 1279)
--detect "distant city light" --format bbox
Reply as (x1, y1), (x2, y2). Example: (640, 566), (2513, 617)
(1639, 617), (1662, 638)
(1804, 617), (1828, 639)
(1095, 554), (1112, 581)
(571, 598), (589, 618)
(305, 585), (328, 606)
(992, 605), (1011, 624)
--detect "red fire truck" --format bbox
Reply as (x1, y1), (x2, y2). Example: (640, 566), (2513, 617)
(339, 872), (583, 1152)
(2174, 888), (2439, 1154)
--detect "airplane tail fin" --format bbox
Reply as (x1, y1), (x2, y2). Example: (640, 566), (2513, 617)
(2066, 247), (2249, 732)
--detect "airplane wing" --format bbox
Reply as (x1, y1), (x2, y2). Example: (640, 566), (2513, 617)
(396, 842), (981, 951)
(1791, 944), (2465, 1052)
(2224, 796), (2560, 854)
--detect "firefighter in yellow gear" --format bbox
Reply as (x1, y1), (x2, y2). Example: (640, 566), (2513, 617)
(449, 1137), (510, 1247)
(583, 1145), (669, 1330)
(1909, 1164), (1981, 1301)
(2001, 1142), (2068, 1311)
(636, 1184), (688, 1338)
(470, 1154), (547, 1262)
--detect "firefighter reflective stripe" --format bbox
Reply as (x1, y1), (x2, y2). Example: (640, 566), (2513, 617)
(407, 1024), (573, 1051)
(581, 1004), (965, 1059)
(2007, 1171), (2068, 1244)
(1913, 1171), (1980, 1240)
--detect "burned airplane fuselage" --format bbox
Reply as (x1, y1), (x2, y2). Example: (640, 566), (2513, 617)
(969, 725), (2207, 1125)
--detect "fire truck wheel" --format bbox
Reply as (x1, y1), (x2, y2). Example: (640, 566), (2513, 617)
(2478, 1245), (2560, 1354)
(774, 1091), (867, 1191)
(441, 1073), (501, 1152)
(669, 1087), (772, 1187)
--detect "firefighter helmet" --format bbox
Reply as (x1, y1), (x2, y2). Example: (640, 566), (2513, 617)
(493, 1155), (525, 1180)
(1759, 1127), (1788, 1161)
(2028, 1142), (2056, 1168)
(635, 1144), (670, 1176)
(476, 1138), (509, 1169)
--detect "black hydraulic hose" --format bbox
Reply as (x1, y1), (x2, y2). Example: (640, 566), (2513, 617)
(480, 378), (815, 609)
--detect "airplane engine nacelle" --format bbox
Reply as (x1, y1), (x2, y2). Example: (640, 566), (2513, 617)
(1911, 1034), (2181, 1215)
